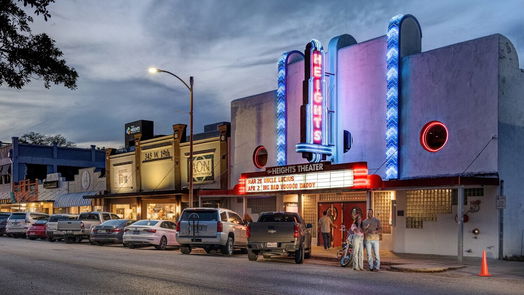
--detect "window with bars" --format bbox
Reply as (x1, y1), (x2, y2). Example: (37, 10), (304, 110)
(372, 192), (392, 234)
(406, 189), (452, 229)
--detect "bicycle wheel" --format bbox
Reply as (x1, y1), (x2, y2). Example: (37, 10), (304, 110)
(340, 254), (352, 267)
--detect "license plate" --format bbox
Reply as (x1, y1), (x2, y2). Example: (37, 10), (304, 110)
(198, 225), (207, 231)
(133, 231), (140, 235)
(267, 242), (278, 248)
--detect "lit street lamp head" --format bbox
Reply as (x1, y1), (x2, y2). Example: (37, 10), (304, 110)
(148, 67), (159, 74)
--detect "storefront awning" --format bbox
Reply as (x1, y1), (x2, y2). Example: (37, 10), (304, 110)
(54, 191), (97, 208)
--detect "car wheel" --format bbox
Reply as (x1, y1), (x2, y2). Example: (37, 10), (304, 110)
(203, 246), (213, 254)
(304, 248), (311, 259)
(294, 245), (304, 264)
(28, 236), (36, 240)
(180, 246), (191, 255)
(128, 244), (136, 249)
(155, 236), (168, 250)
(75, 237), (82, 243)
(222, 236), (234, 256)
(247, 250), (258, 261)
(123, 242), (129, 248)
(48, 237), (55, 242)
(65, 237), (74, 244)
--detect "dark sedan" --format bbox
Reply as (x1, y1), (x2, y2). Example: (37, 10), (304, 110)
(90, 219), (135, 246)
(0, 212), (11, 236)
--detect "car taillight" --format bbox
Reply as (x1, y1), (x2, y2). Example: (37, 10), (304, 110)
(124, 228), (129, 232)
(145, 229), (156, 233)
(294, 224), (299, 238)
(112, 228), (122, 233)
(246, 225), (251, 238)
(217, 221), (223, 232)
(176, 222), (180, 232)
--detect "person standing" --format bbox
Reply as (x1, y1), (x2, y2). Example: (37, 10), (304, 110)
(363, 209), (382, 271)
(318, 210), (335, 249)
(351, 214), (364, 271)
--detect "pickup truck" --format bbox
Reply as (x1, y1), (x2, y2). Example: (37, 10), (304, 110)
(247, 212), (312, 264)
(57, 212), (120, 243)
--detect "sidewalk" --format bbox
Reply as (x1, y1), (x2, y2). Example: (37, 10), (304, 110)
(311, 246), (524, 279)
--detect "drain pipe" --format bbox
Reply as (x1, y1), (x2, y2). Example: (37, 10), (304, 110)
(499, 180), (504, 260)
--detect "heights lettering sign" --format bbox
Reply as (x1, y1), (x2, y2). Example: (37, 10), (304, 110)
(238, 162), (370, 194)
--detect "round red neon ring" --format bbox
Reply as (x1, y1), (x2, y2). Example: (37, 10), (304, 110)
(420, 121), (448, 152)
(253, 146), (268, 168)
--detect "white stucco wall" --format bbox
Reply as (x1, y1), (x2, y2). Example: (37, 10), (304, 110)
(400, 35), (500, 178)
(337, 37), (387, 174)
(497, 34), (524, 257)
(230, 91), (276, 188)
(393, 187), (499, 258)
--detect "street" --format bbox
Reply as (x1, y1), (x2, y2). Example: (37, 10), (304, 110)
(0, 238), (522, 295)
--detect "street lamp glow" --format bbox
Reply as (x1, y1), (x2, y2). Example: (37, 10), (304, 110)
(148, 67), (158, 74)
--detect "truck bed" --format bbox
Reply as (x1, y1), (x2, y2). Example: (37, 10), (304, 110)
(248, 222), (295, 243)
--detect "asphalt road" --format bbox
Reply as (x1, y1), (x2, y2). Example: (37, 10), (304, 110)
(0, 237), (522, 295)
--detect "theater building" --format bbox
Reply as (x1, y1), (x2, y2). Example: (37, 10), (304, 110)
(202, 14), (524, 259)
(90, 121), (230, 221)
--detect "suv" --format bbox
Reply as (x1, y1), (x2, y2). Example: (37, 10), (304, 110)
(0, 212), (11, 236)
(176, 208), (247, 256)
(47, 214), (78, 241)
(6, 212), (49, 238)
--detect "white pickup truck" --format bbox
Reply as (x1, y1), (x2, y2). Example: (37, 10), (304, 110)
(57, 212), (120, 243)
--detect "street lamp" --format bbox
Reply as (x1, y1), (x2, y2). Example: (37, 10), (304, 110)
(148, 67), (195, 207)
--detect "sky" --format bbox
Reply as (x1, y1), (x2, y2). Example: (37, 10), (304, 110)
(1, 0), (523, 148)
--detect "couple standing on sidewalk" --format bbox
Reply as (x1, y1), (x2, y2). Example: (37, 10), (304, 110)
(319, 209), (381, 271)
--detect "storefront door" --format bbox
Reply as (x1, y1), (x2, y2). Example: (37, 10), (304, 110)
(318, 202), (367, 247)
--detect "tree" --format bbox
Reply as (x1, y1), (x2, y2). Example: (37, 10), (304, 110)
(0, 0), (78, 89)
(19, 132), (75, 147)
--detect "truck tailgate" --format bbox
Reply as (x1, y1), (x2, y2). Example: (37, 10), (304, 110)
(57, 221), (82, 231)
(249, 222), (295, 243)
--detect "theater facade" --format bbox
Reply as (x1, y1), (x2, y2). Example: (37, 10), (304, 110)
(201, 14), (524, 259)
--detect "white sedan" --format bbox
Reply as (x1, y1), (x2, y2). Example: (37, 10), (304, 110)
(123, 220), (179, 250)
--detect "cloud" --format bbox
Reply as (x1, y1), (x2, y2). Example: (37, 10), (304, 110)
(1, 0), (523, 148)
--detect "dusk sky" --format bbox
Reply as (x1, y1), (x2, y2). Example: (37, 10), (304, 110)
(1, 0), (523, 148)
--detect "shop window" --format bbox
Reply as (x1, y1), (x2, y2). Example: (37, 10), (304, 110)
(406, 189), (452, 229)
(247, 196), (276, 214)
(465, 188), (484, 197)
(420, 121), (448, 152)
(147, 203), (179, 221)
(372, 192), (392, 234)
(253, 146), (268, 168)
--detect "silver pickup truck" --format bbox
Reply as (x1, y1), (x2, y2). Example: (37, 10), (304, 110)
(247, 212), (312, 264)
(57, 212), (119, 243)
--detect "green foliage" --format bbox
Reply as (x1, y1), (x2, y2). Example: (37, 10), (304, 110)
(19, 131), (75, 147)
(0, 0), (78, 89)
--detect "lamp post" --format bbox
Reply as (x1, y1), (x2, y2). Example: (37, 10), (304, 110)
(149, 67), (195, 207)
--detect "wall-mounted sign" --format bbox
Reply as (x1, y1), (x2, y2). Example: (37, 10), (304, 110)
(245, 170), (354, 193)
(126, 125), (141, 135)
(143, 149), (172, 163)
(192, 154), (214, 183)
(43, 180), (59, 189)
(81, 170), (91, 190)
(114, 166), (132, 188)
(296, 40), (333, 163)
(239, 162), (369, 194)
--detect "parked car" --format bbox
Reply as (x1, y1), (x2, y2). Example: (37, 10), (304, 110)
(0, 212), (11, 236)
(47, 214), (78, 242)
(27, 219), (48, 240)
(246, 211), (312, 264)
(176, 208), (247, 256)
(6, 212), (49, 238)
(57, 212), (119, 243)
(90, 219), (136, 245)
(123, 220), (178, 250)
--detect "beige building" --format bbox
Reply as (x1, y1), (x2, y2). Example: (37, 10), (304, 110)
(92, 122), (230, 221)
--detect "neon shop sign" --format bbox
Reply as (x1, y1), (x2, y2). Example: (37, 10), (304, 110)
(312, 50), (323, 144)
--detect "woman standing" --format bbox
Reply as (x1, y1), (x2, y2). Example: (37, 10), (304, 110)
(350, 214), (365, 271)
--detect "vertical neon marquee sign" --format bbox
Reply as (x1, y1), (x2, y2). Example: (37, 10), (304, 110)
(311, 50), (323, 144)
(296, 40), (333, 163)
